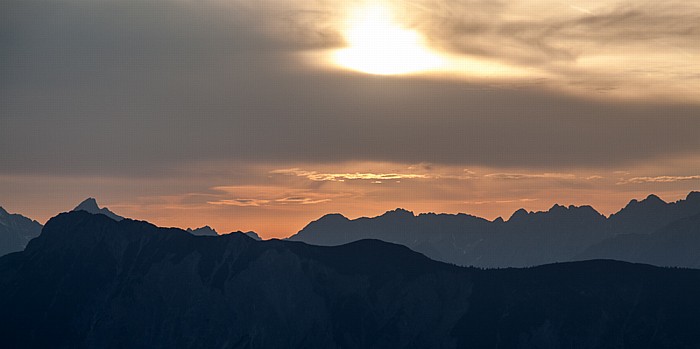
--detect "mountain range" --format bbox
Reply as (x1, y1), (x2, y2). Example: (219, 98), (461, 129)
(3, 193), (700, 268)
(185, 226), (262, 240)
(1, 198), (267, 257)
(2, 211), (700, 348)
(0, 206), (43, 257)
(290, 192), (700, 268)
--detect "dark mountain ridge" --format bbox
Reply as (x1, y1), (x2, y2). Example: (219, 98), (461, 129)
(290, 192), (700, 268)
(2, 211), (700, 348)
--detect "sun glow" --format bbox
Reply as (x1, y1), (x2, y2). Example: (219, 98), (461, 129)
(333, 4), (444, 75)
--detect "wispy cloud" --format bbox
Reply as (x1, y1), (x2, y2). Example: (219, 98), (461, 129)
(270, 168), (431, 182)
(618, 175), (700, 184)
(484, 173), (577, 180)
(208, 199), (271, 207)
(269, 166), (480, 182)
(208, 185), (348, 207)
(464, 198), (539, 205)
(274, 197), (332, 205)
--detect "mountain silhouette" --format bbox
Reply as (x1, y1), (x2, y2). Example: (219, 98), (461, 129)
(186, 226), (264, 240)
(0, 207), (43, 256)
(242, 231), (262, 240)
(72, 198), (124, 221)
(186, 225), (219, 236)
(290, 192), (700, 268)
(577, 211), (700, 267)
(606, 192), (700, 234)
(2, 211), (700, 348)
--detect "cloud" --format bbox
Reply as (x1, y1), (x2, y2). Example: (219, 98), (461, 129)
(270, 168), (431, 181)
(618, 175), (700, 184)
(275, 197), (332, 205)
(208, 199), (271, 207)
(464, 198), (539, 205)
(484, 173), (577, 180)
(1, 0), (700, 179)
(270, 167), (479, 182)
(208, 184), (347, 207)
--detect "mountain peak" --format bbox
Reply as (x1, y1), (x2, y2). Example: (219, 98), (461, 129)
(75, 198), (99, 211)
(687, 191), (700, 202)
(319, 213), (350, 222)
(0, 206), (8, 216)
(381, 208), (415, 219)
(622, 194), (666, 210)
(549, 204), (566, 212)
(186, 226), (218, 236)
(644, 194), (665, 204)
(72, 198), (124, 221)
(508, 208), (529, 222)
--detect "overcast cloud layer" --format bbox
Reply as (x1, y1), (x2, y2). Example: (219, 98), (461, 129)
(2, 0), (699, 236)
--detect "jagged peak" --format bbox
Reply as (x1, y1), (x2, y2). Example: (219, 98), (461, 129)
(74, 198), (100, 211)
(186, 226), (219, 236)
(493, 216), (505, 223)
(380, 208), (415, 218)
(71, 197), (124, 221)
(546, 204), (602, 216)
(549, 204), (566, 212)
(621, 194), (666, 210)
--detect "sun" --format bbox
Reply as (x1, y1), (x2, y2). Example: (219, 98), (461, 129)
(333, 4), (444, 75)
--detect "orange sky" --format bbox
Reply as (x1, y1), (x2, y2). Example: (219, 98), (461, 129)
(2, 160), (699, 239)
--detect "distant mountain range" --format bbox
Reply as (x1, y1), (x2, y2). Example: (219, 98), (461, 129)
(1, 211), (700, 348)
(186, 225), (219, 236)
(0, 198), (264, 257)
(185, 225), (262, 240)
(0, 206), (42, 257)
(3, 193), (700, 268)
(290, 192), (700, 268)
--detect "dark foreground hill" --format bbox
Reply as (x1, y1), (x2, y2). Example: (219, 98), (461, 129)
(2, 211), (700, 348)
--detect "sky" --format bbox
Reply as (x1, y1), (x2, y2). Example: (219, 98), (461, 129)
(2, 0), (700, 238)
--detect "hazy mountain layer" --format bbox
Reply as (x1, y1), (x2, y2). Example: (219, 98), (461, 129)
(290, 192), (700, 268)
(0, 207), (43, 256)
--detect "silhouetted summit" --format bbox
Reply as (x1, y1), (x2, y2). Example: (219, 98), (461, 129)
(186, 225), (219, 236)
(72, 198), (124, 221)
(2, 211), (700, 348)
(508, 208), (530, 222)
(291, 192), (700, 268)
